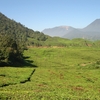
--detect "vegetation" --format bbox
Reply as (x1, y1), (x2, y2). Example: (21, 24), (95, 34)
(0, 12), (50, 65)
(0, 47), (100, 99)
(0, 12), (50, 46)
(0, 32), (26, 65)
(1, 12), (100, 99)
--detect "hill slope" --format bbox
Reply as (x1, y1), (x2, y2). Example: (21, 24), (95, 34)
(0, 12), (50, 47)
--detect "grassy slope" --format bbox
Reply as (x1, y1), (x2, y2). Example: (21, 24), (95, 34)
(0, 47), (100, 99)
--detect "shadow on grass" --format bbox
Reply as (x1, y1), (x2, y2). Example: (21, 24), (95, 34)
(0, 56), (37, 68)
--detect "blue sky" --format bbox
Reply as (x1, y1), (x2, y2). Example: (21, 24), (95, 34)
(0, 0), (100, 31)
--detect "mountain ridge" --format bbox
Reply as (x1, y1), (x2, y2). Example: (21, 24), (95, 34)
(42, 26), (75, 37)
(42, 19), (100, 40)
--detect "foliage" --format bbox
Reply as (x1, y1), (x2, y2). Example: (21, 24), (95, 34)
(0, 12), (50, 47)
(0, 67), (34, 87)
(0, 33), (25, 65)
(0, 12), (50, 65)
(0, 47), (100, 99)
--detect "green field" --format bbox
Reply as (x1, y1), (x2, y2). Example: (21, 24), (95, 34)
(0, 47), (100, 100)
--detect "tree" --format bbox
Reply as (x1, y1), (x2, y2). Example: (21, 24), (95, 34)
(0, 33), (26, 66)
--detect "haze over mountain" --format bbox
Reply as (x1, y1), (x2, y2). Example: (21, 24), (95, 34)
(42, 19), (100, 40)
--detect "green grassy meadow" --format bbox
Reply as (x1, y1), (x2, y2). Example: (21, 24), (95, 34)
(0, 47), (100, 99)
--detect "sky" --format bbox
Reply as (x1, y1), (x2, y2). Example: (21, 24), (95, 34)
(0, 0), (100, 31)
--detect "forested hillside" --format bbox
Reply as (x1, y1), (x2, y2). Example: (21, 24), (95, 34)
(0, 12), (50, 65)
(0, 12), (50, 46)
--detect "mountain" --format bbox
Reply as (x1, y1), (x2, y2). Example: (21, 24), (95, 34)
(80, 19), (100, 40)
(42, 26), (75, 37)
(62, 29), (84, 39)
(82, 19), (100, 32)
(42, 19), (100, 40)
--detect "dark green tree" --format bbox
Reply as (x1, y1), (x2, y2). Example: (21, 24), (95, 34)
(0, 33), (26, 65)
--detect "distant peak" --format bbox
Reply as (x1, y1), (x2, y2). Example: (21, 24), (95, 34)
(59, 26), (70, 30)
(94, 19), (100, 22)
(95, 18), (100, 20)
(60, 26), (69, 28)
